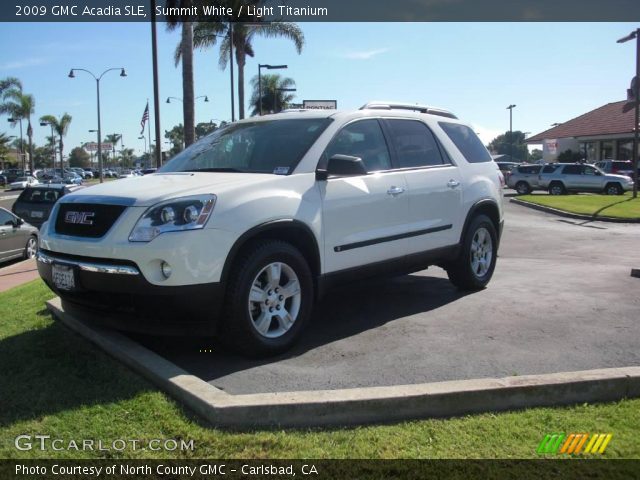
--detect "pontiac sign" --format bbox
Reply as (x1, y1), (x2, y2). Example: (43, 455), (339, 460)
(303, 100), (337, 110)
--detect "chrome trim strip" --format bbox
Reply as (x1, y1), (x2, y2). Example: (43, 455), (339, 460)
(36, 251), (140, 276)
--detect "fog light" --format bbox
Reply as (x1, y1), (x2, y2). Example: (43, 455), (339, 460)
(161, 261), (172, 279)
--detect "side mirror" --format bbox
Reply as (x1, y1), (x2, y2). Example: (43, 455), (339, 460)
(316, 154), (367, 180)
(16, 217), (24, 227)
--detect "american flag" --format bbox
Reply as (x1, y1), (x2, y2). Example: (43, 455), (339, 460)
(140, 102), (149, 134)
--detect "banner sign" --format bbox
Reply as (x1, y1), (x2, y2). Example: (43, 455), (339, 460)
(84, 143), (113, 152)
(303, 100), (337, 110)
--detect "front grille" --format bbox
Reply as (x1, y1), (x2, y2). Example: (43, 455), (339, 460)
(55, 203), (127, 238)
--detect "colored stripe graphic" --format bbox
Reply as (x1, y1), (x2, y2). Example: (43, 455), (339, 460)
(537, 433), (612, 455)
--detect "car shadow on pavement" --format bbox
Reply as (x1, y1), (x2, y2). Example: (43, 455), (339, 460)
(136, 273), (473, 384)
(0, 310), (150, 427)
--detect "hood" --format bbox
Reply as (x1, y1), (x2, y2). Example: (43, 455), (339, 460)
(60, 172), (276, 207)
(606, 173), (633, 181)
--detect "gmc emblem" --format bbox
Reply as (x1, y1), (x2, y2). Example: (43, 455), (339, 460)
(64, 211), (95, 225)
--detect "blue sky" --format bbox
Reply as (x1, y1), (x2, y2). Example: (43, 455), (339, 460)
(0, 22), (638, 156)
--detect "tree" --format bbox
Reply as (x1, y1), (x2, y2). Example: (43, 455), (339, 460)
(0, 77), (22, 96)
(165, 123), (185, 157)
(195, 121), (218, 139)
(104, 134), (122, 167)
(176, 15), (304, 120)
(530, 148), (543, 162)
(0, 87), (35, 172)
(249, 74), (296, 116)
(0, 132), (12, 167)
(165, 1), (200, 147)
(487, 130), (528, 162)
(69, 146), (90, 168)
(39, 113), (72, 172)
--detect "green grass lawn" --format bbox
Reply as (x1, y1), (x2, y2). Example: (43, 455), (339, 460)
(1, 281), (639, 459)
(517, 192), (640, 219)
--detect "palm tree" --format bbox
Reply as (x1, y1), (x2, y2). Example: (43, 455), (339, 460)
(0, 88), (35, 172)
(0, 132), (12, 169)
(165, 1), (198, 147)
(104, 134), (122, 167)
(39, 113), (72, 173)
(249, 74), (296, 116)
(0, 77), (22, 96)
(176, 18), (304, 120)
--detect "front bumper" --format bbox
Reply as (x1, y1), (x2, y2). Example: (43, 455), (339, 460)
(37, 249), (224, 335)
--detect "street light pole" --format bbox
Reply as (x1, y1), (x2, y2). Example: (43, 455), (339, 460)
(617, 28), (640, 199)
(69, 67), (126, 183)
(258, 64), (288, 115)
(507, 104), (516, 162)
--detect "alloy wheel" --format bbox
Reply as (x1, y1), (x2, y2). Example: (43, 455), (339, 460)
(470, 227), (493, 278)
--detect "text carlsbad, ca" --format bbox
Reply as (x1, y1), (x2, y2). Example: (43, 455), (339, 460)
(16, 463), (318, 477)
(15, 4), (329, 19)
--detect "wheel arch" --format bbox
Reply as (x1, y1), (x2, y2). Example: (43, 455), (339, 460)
(221, 219), (321, 290)
(460, 199), (501, 245)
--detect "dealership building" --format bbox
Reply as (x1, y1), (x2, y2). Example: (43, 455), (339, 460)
(525, 100), (637, 163)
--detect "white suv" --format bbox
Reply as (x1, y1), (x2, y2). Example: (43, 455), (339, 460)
(37, 102), (504, 356)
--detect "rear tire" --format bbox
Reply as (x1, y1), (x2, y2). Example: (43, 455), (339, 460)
(23, 236), (37, 260)
(604, 183), (623, 195)
(515, 181), (531, 195)
(549, 182), (565, 195)
(219, 240), (314, 357)
(446, 215), (497, 291)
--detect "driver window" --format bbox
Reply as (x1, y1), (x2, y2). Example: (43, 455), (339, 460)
(0, 210), (14, 226)
(584, 166), (597, 176)
(323, 119), (391, 173)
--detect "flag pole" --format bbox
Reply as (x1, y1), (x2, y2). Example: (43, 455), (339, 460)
(147, 99), (152, 166)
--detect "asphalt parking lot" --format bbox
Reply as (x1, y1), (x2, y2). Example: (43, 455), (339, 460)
(135, 199), (640, 395)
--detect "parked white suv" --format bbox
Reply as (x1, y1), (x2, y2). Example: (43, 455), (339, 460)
(37, 102), (504, 356)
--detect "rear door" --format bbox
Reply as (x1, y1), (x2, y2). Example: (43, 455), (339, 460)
(319, 118), (410, 273)
(0, 209), (22, 260)
(382, 118), (462, 254)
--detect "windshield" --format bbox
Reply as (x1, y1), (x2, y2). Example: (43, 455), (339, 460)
(160, 118), (332, 175)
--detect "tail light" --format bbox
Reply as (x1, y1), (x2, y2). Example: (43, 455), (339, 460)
(498, 171), (505, 187)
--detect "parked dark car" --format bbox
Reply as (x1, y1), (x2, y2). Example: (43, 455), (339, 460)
(11, 185), (78, 229)
(0, 207), (38, 263)
(141, 168), (157, 175)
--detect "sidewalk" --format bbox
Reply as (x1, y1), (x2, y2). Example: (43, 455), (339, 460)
(0, 259), (40, 293)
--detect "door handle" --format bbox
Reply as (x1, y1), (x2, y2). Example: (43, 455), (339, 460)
(447, 179), (460, 189)
(387, 186), (405, 196)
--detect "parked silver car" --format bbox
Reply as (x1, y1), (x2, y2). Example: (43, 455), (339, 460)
(538, 163), (633, 195)
(507, 164), (543, 194)
(0, 207), (38, 263)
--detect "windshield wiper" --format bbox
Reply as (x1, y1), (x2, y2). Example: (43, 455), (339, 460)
(184, 167), (245, 173)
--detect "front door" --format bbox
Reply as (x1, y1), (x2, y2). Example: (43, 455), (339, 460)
(319, 119), (410, 273)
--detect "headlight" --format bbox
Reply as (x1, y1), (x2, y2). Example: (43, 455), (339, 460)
(129, 194), (216, 242)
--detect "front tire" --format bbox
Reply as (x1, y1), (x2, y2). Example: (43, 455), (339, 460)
(604, 183), (623, 195)
(220, 240), (314, 357)
(446, 215), (497, 291)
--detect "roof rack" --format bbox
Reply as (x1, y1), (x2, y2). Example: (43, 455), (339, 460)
(359, 101), (458, 119)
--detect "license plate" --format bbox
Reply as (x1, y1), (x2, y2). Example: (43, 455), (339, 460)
(52, 264), (75, 291)
(31, 211), (44, 218)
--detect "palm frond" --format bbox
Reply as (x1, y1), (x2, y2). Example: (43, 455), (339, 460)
(251, 22), (305, 53)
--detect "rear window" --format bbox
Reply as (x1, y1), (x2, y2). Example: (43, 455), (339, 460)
(17, 189), (62, 204)
(517, 165), (541, 174)
(438, 122), (492, 163)
(542, 164), (560, 173)
(613, 161), (632, 169)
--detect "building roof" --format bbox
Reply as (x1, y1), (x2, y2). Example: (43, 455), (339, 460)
(525, 100), (636, 143)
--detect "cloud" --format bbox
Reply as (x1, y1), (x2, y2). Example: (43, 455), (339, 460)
(0, 57), (49, 71)
(342, 48), (390, 60)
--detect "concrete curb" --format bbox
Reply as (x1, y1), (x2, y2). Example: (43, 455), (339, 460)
(47, 298), (640, 429)
(510, 198), (640, 223)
